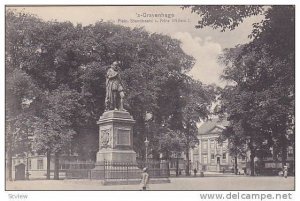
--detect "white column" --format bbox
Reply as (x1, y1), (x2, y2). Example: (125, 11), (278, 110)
(211, 139), (215, 165)
(214, 139), (217, 157)
(226, 153), (229, 164)
(198, 139), (202, 164)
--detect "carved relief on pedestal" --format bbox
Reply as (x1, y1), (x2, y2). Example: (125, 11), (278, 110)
(100, 128), (113, 149)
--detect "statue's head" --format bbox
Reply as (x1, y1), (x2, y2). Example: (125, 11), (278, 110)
(111, 61), (119, 70)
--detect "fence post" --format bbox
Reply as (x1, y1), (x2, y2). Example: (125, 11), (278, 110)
(167, 160), (170, 177)
(126, 163), (129, 184)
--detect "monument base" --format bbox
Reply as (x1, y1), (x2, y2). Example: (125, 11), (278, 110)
(93, 110), (169, 184)
(96, 149), (137, 163)
(90, 162), (142, 180)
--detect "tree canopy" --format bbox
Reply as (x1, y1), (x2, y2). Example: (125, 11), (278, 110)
(183, 5), (263, 31)
(214, 6), (295, 175)
(6, 9), (214, 163)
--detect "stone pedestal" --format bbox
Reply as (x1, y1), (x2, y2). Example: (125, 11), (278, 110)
(96, 110), (137, 163)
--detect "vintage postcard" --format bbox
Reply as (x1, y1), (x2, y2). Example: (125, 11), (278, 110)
(5, 5), (295, 194)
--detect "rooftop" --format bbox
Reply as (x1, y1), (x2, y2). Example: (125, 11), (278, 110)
(198, 118), (229, 135)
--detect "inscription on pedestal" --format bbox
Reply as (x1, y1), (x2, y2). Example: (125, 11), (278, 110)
(117, 128), (131, 145)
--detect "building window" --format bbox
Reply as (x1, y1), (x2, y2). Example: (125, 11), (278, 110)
(202, 141), (207, 150)
(222, 153), (226, 159)
(37, 159), (44, 170)
(210, 141), (215, 149)
(28, 159), (32, 170)
(211, 154), (215, 159)
(60, 164), (65, 170)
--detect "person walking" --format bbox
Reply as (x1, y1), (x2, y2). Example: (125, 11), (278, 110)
(283, 165), (288, 178)
(140, 167), (149, 190)
(193, 168), (197, 176)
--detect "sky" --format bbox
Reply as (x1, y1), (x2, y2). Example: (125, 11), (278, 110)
(8, 6), (264, 87)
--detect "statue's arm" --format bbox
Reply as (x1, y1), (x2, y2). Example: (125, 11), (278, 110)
(107, 69), (118, 79)
(108, 73), (118, 79)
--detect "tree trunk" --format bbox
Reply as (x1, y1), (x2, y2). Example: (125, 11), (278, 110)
(46, 150), (51, 180)
(185, 148), (190, 176)
(7, 124), (12, 181)
(234, 156), (238, 175)
(54, 152), (59, 180)
(176, 154), (179, 176)
(250, 152), (255, 176)
(281, 136), (287, 168)
(7, 139), (12, 181)
(248, 138), (256, 176)
(166, 159), (170, 177)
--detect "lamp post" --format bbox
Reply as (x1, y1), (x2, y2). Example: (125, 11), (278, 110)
(26, 152), (29, 180)
(144, 138), (149, 163)
(21, 101), (31, 180)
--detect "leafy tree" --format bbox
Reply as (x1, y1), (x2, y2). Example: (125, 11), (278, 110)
(159, 128), (185, 176)
(157, 78), (215, 175)
(185, 5), (294, 174)
(6, 9), (216, 180)
(217, 6), (294, 175)
(6, 10), (85, 179)
(6, 65), (40, 180)
(218, 87), (271, 176)
(179, 80), (215, 175)
(183, 5), (263, 31)
(32, 86), (81, 179)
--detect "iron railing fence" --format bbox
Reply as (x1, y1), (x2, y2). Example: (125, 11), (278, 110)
(64, 160), (170, 180)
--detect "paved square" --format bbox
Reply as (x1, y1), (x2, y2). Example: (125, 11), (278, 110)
(6, 176), (294, 191)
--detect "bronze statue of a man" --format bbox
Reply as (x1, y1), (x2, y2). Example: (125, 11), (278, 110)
(105, 61), (125, 111)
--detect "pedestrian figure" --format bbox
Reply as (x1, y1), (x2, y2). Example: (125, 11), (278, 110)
(283, 165), (288, 178)
(140, 167), (149, 190)
(193, 168), (197, 176)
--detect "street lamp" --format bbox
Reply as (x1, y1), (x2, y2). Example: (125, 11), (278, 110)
(144, 137), (149, 163)
(21, 101), (31, 180)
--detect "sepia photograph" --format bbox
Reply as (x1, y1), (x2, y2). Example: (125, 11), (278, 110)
(5, 4), (295, 193)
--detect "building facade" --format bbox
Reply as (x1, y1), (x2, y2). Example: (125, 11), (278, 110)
(190, 118), (246, 172)
(8, 154), (91, 180)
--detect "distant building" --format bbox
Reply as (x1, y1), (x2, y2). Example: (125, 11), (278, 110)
(6, 127), (97, 180)
(190, 118), (295, 176)
(8, 154), (92, 180)
(190, 118), (246, 173)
